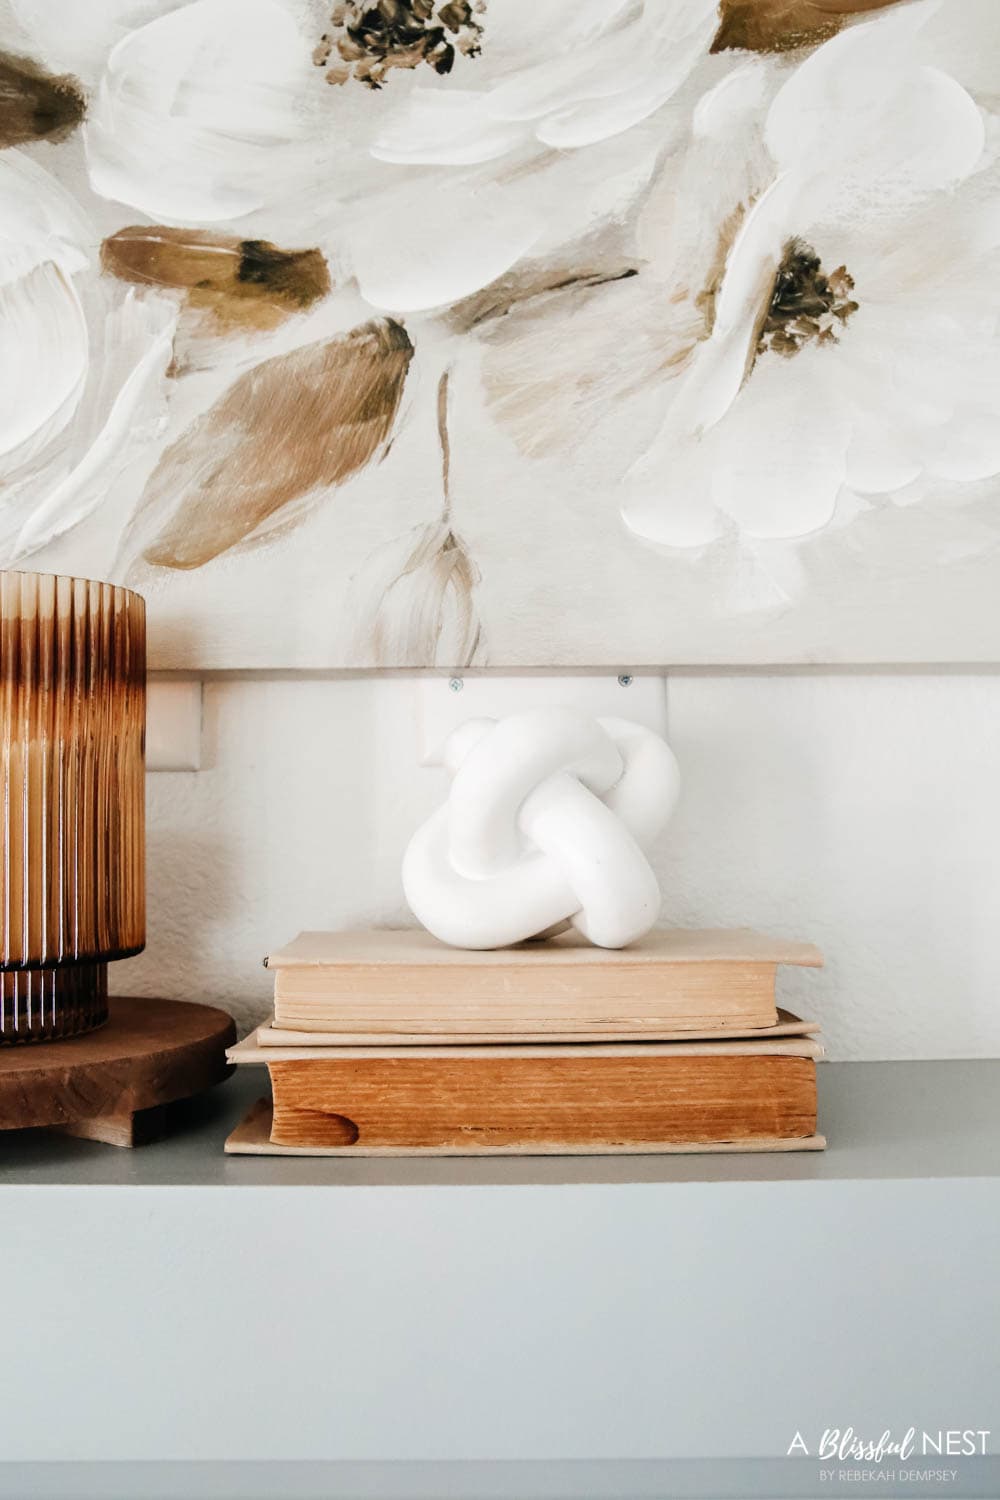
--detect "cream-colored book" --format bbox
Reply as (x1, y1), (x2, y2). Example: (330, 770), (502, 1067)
(264, 927), (822, 1037)
(251, 1005), (821, 1048)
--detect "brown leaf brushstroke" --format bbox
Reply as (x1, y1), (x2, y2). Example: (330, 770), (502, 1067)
(712, 0), (904, 53)
(127, 319), (413, 570)
(102, 227), (331, 332)
(446, 263), (638, 333)
(0, 51), (85, 145)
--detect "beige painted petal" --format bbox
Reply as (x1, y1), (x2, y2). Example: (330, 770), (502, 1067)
(478, 270), (700, 478)
(125, 318), (413, 570)
(712, 0), (905, 53)
(348, 521), (484, 669)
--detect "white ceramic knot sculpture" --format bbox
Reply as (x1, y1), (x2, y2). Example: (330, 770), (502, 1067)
(403, 706), (680, 950)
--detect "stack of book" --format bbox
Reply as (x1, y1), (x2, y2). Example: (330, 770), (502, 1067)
(226, 929), (826, 1156)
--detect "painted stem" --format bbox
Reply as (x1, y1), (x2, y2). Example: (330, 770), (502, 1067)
(437, 366), (452, 520)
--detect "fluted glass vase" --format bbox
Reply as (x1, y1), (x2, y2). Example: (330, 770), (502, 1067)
(0, 572), (145, 1043)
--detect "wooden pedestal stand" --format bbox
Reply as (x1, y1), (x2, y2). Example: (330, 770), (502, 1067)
(0, 996), (236, 1146)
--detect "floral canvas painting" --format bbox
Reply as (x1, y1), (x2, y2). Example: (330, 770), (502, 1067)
(1, 0), (998, 667)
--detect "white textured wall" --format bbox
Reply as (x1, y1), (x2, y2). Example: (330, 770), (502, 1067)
(114, 672), (1000, 1059)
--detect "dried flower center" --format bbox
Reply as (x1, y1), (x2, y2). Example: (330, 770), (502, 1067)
(314, 0), (486, 88)
(758, 237), (858, 357)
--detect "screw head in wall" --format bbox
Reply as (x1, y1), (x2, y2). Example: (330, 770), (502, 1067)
(617, 674), (633, 687)
(448, 677), (464, 692)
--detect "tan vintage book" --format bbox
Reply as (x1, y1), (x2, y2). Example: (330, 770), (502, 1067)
(226, 1033), (823, 1155)
(265, 928), (822, 1036)
(251, 1006), (820, 1049)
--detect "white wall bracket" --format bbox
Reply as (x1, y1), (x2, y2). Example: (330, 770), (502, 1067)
(146, 679), (203, 772)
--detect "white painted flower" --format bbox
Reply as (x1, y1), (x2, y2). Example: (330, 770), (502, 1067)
(473, 60), (777, 487)
(0, 153), (177, 561)
(622, 1), (1000, 546)
(365, 0), (718, 157)
(8, 0), (190, 87)
(67, 0), (720, 312)
(82, 0), (317, 224)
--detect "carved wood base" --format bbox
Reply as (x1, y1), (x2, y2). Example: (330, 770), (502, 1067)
(0, 996), (236, 1147)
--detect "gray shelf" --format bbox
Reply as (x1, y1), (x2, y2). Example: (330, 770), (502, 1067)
(1, 1059), (998, 1186)
(2, 1061), (998, 1500)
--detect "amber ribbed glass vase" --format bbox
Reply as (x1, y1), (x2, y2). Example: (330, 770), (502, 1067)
(0, 572), (145, 1043)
